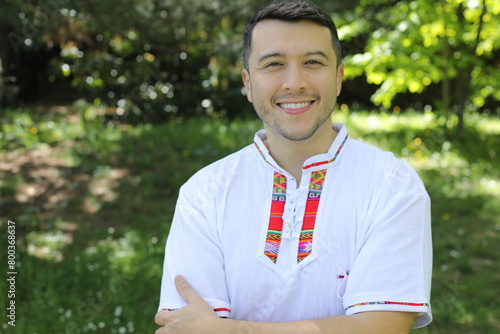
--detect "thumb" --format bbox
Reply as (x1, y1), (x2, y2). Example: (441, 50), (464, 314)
(175, 275), (204, 304)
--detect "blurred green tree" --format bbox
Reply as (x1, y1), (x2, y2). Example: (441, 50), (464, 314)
(5, 0), (497, 130)
(0, 0), (258, 119)
(338, 0), (500, 138)
(0, 0), (358, 120)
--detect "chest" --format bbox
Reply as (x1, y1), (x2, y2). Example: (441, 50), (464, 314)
(213, 167), (378, 320)
(218, 168), (374, 280)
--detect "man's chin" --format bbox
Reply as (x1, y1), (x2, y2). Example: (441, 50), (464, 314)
(278, 128), (316, 142)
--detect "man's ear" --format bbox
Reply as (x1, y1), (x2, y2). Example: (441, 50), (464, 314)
(336, 63), (345, 97)
(242, 69), (253, 103)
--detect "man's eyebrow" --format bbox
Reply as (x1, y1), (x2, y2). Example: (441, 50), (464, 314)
(304, 50), (330, 60)
(258, 52), (285, 63)
(258, 51), (330, 63)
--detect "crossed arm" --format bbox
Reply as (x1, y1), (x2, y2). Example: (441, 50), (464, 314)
(154, 275), (417, 334)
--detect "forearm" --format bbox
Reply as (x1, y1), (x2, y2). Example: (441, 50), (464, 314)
(216, 311), (415, 334)
(155, 276), (416, 334)
(218, 317), (320, 334)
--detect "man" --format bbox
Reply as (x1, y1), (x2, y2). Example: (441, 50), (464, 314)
(155, 0), (432, 333)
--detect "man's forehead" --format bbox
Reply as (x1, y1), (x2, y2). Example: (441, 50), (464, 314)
(252, 18), (330, 35)
(250, 20), (334, 58)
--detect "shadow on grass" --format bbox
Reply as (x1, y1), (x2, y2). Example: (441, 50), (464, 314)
(353, 120), (500, 169)
(415, 167), (500, 333)
(0, 111), (260, 333)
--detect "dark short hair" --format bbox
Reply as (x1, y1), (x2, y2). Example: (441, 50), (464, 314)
(243, 0), (342, 71)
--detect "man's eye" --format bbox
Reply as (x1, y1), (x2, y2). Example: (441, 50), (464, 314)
(265, 62), (283, 68)
(306, 60), (322, 65)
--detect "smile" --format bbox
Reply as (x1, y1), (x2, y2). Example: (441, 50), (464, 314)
(277, 101), (316, 115)
(278, 102), (313, 109)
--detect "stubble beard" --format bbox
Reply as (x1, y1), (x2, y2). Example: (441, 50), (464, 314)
(253, 93), (337, 142)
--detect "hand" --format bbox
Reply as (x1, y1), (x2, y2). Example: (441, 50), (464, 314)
(155, 275), (221, 334)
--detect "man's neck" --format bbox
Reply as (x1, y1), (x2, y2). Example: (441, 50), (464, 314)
(263, 126), (337, 185)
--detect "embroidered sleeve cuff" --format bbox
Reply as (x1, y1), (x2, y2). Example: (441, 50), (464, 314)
(345, 301), (431, 328)
(158, 299), (231, 318)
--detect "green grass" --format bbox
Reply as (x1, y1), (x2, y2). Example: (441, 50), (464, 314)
(0, 103), (499, 333)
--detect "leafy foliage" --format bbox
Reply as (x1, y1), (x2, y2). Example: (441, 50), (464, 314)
(1, 0), (264, 119)
(339, 0), (500, 111)
(0, 0), (498, 132)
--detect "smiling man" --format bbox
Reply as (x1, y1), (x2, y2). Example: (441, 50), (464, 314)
(242, 18), (343, 184)
(155, 1), (432, 333)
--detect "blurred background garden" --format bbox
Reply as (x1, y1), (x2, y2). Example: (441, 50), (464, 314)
(0, 0), (499, 333)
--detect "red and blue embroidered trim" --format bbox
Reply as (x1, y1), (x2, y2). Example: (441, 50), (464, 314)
(162, 307), (230, 313)
(345, 301), (429, 311)
(303, 134), (348, 170)
(263, 172), (287, 263)
(297, 169), (327, 263)
(254, 142), (281, 171)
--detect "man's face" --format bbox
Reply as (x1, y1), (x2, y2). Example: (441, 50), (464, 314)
(242, 19), (344, 142)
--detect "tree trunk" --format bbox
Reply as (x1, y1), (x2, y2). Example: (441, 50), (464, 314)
(0, 56), (3, 105)
(453, 2), (469, 141)
(441, 0), (451, 113)
(441, 45), (451, 112)
(453, 67), (472, 141)
(452, 0), (486, 141)
(455, 105), (465, 141)
(441, 28), (451, 139)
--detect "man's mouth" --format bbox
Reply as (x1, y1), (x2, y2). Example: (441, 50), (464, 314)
(278, 102), (313, 110)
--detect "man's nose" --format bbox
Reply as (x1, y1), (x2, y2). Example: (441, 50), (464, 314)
(282, 66), (308, 92)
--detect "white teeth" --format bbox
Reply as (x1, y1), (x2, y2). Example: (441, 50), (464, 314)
(280, 102), (311, 109)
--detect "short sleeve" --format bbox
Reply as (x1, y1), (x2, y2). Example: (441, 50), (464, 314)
(342, 160), (432, 328)
(157, 176), (231, 317)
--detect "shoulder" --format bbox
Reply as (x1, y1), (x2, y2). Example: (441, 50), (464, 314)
(345, 138), (399, 165)
(181, 143), (258, 193)
(343, 138), (427, 194)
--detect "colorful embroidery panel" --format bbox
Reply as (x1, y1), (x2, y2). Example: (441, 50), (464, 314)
(345, 301), (430, 311)
(263, 172), (287, 263)
(260, 135), (348, 265)
(297, 169), (327, 263)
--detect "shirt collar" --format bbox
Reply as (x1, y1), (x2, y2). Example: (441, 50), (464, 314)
(253, 123), (349, 174)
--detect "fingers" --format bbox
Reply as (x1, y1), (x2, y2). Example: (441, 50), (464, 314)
(155, 310), (167, 326)
(154, 311), (168, 334)
(174, 275), (204, 304)
(155, 275), (209, 333)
